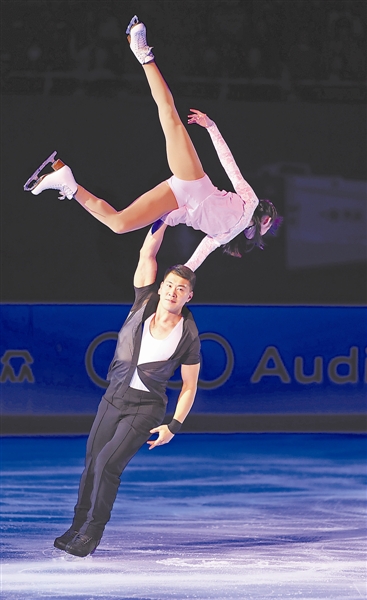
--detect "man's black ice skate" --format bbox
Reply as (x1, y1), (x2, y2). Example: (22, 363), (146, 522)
(54, 527), (79, 551)
(65, 533), (100, 557)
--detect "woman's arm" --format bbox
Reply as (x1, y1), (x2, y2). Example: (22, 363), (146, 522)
(188, 109), (258, 208)
(184, 235), (220, 271)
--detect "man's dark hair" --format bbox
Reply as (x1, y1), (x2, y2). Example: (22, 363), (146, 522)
(164, 264), (196, 291)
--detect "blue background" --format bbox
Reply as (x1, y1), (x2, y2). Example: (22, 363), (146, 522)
(1, 304), (366, 416)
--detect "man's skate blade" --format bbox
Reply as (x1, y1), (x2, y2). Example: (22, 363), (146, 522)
(63, 552), (91, 561)
(23, 151), (58, 192)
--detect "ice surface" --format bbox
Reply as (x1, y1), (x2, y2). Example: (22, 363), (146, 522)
(1, 433), (366, 599)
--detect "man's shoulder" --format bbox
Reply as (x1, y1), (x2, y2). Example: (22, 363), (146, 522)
(182, 305), (199, 339)
(132, 283), (159, 313)
(134, 282), (158, 300)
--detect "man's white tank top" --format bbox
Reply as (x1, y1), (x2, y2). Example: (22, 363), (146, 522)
(129, 313), (183, 392)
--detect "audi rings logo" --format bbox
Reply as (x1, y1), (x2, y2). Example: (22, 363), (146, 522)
(167, 333), (234, 390)
(85, 332), (118, 389)
(85, 331), (234, 391)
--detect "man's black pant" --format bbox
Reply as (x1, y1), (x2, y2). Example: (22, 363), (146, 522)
(72, 388), (166, 539)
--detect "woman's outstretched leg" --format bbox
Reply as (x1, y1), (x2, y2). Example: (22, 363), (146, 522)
(25, 17), (199, 234)
(128, 20), (205, 181)
(26, 159), (178, 233)
(74, 181), (178, 233)
(143, 63), (205, 181)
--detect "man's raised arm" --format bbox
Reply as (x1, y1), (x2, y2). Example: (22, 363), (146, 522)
(133, 222), (168, 288)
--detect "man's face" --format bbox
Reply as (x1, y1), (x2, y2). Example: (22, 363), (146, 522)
(158, 273), (193, 314)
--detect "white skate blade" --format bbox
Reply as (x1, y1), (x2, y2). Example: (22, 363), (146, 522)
(23, 151), (58, 192)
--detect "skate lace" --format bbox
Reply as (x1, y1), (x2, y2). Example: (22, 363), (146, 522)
(132, 28), (152, 56)
(74, 533), (91, 544)
(58, 184), (74, 200)
(135, 31), (147, 50)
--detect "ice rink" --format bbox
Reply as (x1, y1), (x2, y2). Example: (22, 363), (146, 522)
(1, 433), (366, 600)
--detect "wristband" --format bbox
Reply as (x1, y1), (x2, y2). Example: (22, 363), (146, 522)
(167, 419), (182, 434)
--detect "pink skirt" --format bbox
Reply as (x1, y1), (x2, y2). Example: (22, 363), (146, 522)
(164, 174), (242, 235)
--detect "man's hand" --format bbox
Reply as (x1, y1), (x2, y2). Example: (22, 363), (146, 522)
(147, 424), (174, 450)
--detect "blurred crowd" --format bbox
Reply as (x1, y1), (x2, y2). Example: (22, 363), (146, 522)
(1, 0), (366, 96)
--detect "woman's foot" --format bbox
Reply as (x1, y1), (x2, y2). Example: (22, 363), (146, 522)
(26, 163), (77, 200)
(24, 152), (77, 200)
(126, 15), (154, 65)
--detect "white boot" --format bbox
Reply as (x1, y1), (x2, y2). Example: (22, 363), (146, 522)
(126, 15), (154, 65)
(24, 152), (78, 200)
(31, 164), (78, 200)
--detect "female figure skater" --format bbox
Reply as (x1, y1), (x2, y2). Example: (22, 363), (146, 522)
(24, 16), (281, 271)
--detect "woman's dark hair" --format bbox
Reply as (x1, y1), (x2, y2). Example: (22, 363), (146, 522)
(164, 264), (196, 290)
(222, 199), (283, 258)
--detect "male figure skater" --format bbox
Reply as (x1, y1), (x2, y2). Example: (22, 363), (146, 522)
(54, 222), (200, 557)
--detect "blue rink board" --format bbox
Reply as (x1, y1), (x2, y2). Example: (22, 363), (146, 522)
(1, 304), (366, 415)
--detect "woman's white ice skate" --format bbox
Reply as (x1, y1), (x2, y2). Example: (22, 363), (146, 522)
(23, 152), (77, 200)
(126, 15), (154, 65)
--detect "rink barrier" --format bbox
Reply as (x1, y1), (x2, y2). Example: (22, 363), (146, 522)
(1, 413), (366, 435)
(1, 304), (366, 434)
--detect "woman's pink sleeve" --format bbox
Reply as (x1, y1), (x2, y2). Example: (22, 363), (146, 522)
(206, 122), (258, 210)
(184, 236), (220, 271)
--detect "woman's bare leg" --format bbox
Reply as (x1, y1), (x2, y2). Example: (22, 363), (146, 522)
(74, 181), (178, 233)
(142, 62), (205, 181)
(74, 61), (203, 233)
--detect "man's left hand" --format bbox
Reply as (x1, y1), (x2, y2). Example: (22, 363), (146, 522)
(147, 425), (174, 450)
